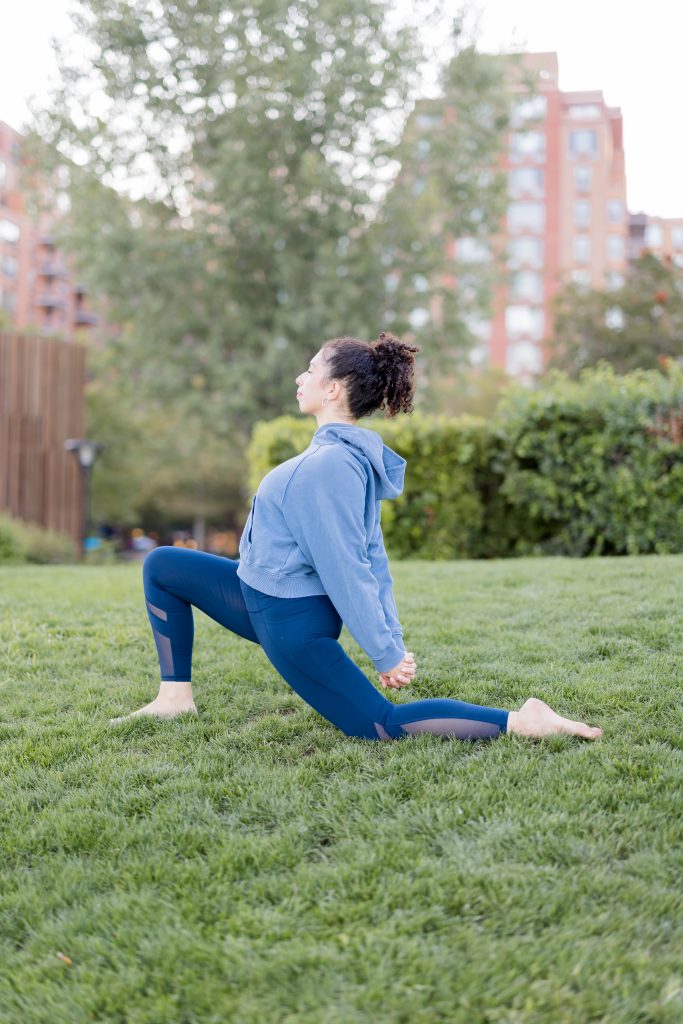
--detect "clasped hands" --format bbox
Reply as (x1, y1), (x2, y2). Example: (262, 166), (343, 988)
(379, 651), (416, 690)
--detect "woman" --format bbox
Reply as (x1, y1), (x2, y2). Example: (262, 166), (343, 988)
(115, 332), (602, 742)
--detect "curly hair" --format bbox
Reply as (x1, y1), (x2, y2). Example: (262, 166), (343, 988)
(321, 331), (420, 420)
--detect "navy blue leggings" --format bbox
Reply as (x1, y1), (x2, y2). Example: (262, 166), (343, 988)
(142, 546), (509, 742)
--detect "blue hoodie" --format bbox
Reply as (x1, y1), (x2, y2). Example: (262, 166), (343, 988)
(236, 422), (406, 674)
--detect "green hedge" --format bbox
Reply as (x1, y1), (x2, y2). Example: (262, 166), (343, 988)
(493, 362), (683, 556)
(0, 514), (79, 564)
(245, 362), (683, 558)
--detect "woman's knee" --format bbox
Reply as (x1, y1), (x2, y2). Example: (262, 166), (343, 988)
(142, 545), (183, 587)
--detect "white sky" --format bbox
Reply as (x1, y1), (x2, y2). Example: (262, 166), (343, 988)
(1, 0), (681, 217)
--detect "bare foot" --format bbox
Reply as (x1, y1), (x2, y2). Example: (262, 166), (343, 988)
(110, 681), (197, 723)
(507, 697), (603, 740)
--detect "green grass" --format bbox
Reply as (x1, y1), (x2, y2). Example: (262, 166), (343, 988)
(0, 557), (682, 1024)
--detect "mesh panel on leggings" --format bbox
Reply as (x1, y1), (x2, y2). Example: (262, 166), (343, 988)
(152, 629), (175, 680)
(146, 598), (168, 621)
(400, 718), (501, 740)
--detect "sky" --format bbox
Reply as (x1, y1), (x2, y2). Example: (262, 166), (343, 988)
(1, 0), (681, 217)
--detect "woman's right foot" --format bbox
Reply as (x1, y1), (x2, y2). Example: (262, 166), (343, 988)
(110, 681), (197, 723)
(507, 697), (602, 740)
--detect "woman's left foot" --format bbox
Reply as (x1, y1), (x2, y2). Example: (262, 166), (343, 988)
(110, 681), (197, 723)
(507, 697), (602, 740)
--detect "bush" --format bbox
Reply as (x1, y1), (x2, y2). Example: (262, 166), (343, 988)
(0, 514), (79, 564)
(492, 361), (683, 556)
(374, 412), (490, 559)
(246, 362), (683, 559)
(0, 515), (28, 563)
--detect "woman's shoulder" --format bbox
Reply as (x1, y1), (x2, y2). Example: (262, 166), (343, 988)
(292, 442), (368, 485)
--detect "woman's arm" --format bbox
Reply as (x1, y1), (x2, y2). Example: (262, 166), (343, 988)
(366, 503), (404, 652)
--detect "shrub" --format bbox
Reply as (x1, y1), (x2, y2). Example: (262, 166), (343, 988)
(374, 412), (489, 559)
(246, 362), (683, 559)
(0, 514), (79, 564)
(0, 515), (29, 563)
(492, 361), (683, 555)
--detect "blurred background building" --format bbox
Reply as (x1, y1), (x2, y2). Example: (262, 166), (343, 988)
(628, 213), (683, 265)
(449, 52), (627, 379)
(0, 120), (99, 339)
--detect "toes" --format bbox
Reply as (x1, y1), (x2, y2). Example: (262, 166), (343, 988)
(567, 719), (603, 740)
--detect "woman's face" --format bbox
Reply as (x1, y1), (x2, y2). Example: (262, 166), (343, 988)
(295, 348), (330, 415)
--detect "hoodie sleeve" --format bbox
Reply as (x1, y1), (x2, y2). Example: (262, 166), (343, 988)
(367, 501), (404, 651)
(281, 452), (406, 674)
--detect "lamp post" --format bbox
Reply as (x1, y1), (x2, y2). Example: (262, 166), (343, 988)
(64, 438), (104, 555)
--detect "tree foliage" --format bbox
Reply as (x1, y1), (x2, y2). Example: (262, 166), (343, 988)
(548, 254), (683, 377)
(28, 1), (512, 528)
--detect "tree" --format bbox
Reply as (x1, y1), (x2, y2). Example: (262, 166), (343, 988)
(28, 1), (511, 529)
(548, 254), (683, 377)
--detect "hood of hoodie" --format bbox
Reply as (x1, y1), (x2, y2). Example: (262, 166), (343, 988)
(313, 422), (405, 500)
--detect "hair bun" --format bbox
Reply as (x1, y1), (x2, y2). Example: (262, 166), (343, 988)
(372, 331), (420, 417)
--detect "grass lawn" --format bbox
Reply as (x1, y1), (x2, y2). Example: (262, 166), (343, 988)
(0, 556), (681, 1024)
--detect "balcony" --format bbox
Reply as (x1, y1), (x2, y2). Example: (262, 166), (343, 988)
(75, 310), (98, 326)
(37, 261), (67, 278)
(36, 294), (67, 310)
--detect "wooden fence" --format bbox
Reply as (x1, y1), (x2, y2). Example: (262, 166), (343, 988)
(0, 331), (85, 545)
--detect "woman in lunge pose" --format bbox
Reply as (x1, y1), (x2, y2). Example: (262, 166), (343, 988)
(115, 332), (602, 742)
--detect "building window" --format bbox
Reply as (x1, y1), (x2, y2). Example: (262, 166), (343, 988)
(671, 226), (683, 248)
(463, 313), (491, 342)
(469, 343), (489, 367)
(574, 165), (592, 193)
(573, 200), (591, 228)
(456, 237), (489, 263)
(508, 201), (545, 233)
(644, 223), (664, 248)
(416, 138), (431, 159)
(510, 95), (547, 127)
(607, 199), (623, 224)
(509, 131), (546, 162)
(511, 270), (543, 303)
(573, 236), (591, 263)
(607, 271), (624, 290)
(568, 104), (601, 120)
(0, 219), (20, 244)
(505, 305), (544, 340)
(605, 307), (625, 330)
(1, 255), (18, 277)
(508, 167), (544, 197)
(508, 236), (544, 268)
(607, 235), (624, 260)
(569, 130), (598, 158)
(571, 269), (592, 288)
(506, 341), (542, 376)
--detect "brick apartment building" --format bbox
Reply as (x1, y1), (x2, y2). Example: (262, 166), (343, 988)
(628, 212), (683, 266)
(0, 120), (99, 339)
(460, 52), (630, 379)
